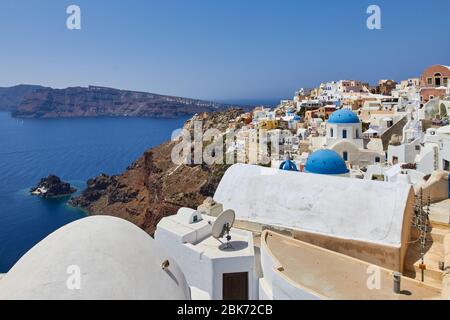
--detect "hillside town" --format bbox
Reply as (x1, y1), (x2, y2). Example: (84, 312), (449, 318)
(165, 64), (450, 300)
(218, 64), (450, 180)
(1, 65), (449, 301)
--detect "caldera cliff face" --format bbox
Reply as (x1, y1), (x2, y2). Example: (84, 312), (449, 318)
(70, 109), (243, 235)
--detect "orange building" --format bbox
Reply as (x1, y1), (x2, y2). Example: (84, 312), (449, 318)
(420, 65), (450, 103)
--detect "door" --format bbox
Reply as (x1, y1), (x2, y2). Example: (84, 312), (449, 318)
(343, 152), (348, 162)
(222, 272), (249, 300)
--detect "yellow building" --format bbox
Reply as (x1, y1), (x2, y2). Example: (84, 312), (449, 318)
(258, 119), (279, 130)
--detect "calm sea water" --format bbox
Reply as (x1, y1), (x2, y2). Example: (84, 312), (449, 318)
(0, 112), (188, 272)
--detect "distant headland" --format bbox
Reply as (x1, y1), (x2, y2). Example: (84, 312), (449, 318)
(0, 85), (244, 119)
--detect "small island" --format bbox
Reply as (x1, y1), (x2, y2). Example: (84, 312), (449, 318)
(31, 175), (77, 198)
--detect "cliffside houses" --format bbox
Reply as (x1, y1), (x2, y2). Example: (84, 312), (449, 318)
(226, 64), (449, 183)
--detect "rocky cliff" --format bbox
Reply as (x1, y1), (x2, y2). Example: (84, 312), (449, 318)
(12, 86), (233, 118)
(70, 109), (244, 235)
(0, 85), (44, 111)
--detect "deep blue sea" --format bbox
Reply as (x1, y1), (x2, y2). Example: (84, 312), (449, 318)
(0, 112), (188, 272)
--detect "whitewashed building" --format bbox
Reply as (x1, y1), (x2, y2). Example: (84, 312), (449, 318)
(155, 208), (258, 300)
(416, 126), (450, 173)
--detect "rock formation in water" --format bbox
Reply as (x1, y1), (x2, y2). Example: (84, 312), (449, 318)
(70, 109), (244, 235)
(31, 175), (77, 198)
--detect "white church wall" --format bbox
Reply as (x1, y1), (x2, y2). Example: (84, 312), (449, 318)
(214, 164), (413, 248)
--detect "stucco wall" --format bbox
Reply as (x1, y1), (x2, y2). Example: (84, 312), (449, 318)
(215, 164), (413, 246)
(155, 220), (258, 300)
(331, 140), (383, 167)
(416, 171), (450, 203)
(259, 233), (321, 300)
(155, 227), (215, 296)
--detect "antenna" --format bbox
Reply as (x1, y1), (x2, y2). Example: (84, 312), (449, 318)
(212, 210), (236, 249)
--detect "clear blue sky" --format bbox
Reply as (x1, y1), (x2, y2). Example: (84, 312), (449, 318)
(0, 0), (449, 101)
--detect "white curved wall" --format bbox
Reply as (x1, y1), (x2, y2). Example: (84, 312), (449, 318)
(0, 216), (191, 300)
(259, 235), (321, 300)
(214, 164), (413, 247)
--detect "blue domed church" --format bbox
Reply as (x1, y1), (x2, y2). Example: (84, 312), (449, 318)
(305, 149), (349, 176)
(326, 109), (364, 149)
(310, 108), (385, 169)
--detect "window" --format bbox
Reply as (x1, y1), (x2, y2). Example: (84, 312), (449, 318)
(392, 156), (399, 165)
(444, 160), (450, 171)
(342, 129), (348, 139)
(356, 129), (359, 138)
(427, 78), (433, 85)
(375, 157), (381, 163)
(330, 128), (334, 137)
(444, 77), (449, 86)
(343, 152), (348, 161)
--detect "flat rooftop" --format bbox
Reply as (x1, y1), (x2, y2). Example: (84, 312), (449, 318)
(263, 231), (442, 300)
(192, 229), (254, 259)
(430, 199), (450, 227)
(157, 212), (254, 260)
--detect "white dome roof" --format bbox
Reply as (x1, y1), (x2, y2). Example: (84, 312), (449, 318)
(0, 216), (191, 300)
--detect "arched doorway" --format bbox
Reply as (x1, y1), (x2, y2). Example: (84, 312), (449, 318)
(435, 73), (442, 87)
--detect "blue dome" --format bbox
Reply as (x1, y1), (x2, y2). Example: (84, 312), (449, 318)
(305, 150), (349, 175)
(280, 160), (298, 172)
(328, 109), (360, 124)
(293, 115), (301, 121)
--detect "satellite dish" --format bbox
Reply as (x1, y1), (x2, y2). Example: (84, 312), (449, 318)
(212, 210), (235, 247)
